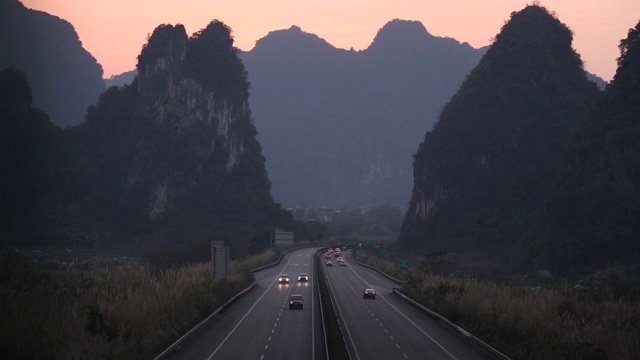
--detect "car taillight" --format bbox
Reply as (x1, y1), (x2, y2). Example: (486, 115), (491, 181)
(372, 291), (376, 294)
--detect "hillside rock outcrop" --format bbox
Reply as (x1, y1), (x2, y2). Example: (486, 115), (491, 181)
(61, 21), (292, 251)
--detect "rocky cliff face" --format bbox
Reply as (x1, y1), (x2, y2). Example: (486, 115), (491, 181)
(132, 24), (255, 220)
(61, 21), (291, 250)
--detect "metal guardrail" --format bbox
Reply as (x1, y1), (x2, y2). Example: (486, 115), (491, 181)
(315, 248), (331, 360)
(316, 247), (350, 359)
(153, 282), (256, 360)
(392, 288), (511, 360)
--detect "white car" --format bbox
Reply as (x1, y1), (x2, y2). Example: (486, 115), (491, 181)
(297, 273), (309, 282)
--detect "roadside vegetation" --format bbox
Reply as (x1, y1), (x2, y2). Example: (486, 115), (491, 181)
(354, 251), (640, 360)
(0, 246), (280, 360)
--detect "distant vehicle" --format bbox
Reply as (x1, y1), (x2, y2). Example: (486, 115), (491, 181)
(289, 294), (304, 309)
(335, 247), (341, 252)
(363, 288), (376, 299)
(339, 261), (346, 267)
(297, 273), (309, 282)
(328, 248), (334, 253)
(336, 257), (344, 262)
(326, 261), (333, 266)
(277, 274), (290, 284)
(324, 253), (332, 259)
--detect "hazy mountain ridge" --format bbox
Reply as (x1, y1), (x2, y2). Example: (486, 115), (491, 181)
(103, 19), (605, 209)
(0, 0), (105, 127)
(242, 19), (488, 208)
(105, 69), (137, 88)
(398, 5), (605, 276)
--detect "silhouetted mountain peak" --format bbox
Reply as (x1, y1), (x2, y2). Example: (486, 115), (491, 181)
(137, 24), (187, 77)
(251, 25), (337, 56)
(497, 5), (572, 44)
(488, 5), (584, 78)
(369, 19), (432, 49)
(365, 18), (474, 59)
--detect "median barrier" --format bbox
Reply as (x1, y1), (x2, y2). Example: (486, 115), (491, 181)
(315, 248), (350, 359)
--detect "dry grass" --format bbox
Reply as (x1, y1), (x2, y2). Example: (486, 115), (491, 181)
(358, 255), (640, 360)
(0, 247), (277, 360)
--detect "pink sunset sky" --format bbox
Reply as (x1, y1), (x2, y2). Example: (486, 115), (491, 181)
(21, 0), (640, 81)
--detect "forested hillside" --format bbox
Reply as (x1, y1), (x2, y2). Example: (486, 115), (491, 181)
(399, 5), (601, 264)
(0, 67), (61, 242)
(519, 19), (640, 276)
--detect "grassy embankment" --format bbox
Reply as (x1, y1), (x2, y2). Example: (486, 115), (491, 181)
(356, 255), (640, 360)
(0, 248), (279, 360)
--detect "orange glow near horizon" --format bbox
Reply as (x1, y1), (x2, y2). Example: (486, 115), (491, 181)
(20, 0), (640, 81)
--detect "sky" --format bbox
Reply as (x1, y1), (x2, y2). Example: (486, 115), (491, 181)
(21, 0), (640, 81)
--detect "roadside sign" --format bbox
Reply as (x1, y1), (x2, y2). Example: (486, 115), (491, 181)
(395, 258), (410, 269)
(361, 239), (373, 249)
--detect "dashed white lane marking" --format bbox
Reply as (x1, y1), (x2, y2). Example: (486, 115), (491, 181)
(206, 254), (297, 360)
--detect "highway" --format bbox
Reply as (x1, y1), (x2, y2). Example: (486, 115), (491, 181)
(170, 247), (323, 360)
(169, 247), (493, 359)
(323, 250), (493, 360)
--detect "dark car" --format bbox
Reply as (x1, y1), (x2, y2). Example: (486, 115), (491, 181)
(277, 274), (290, 284)
(297, 273), (309, 282)
(363, 288), (376, 299)
(289, 294), (304, 309)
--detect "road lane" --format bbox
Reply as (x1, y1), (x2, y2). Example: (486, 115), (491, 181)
(323, 251), (492, 360)
(170, 247), (322, 360)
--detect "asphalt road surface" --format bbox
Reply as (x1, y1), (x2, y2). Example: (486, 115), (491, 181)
(169, 247), (494, 360)
(323, 250), (493, 360)
(170, 247), (323, 360)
